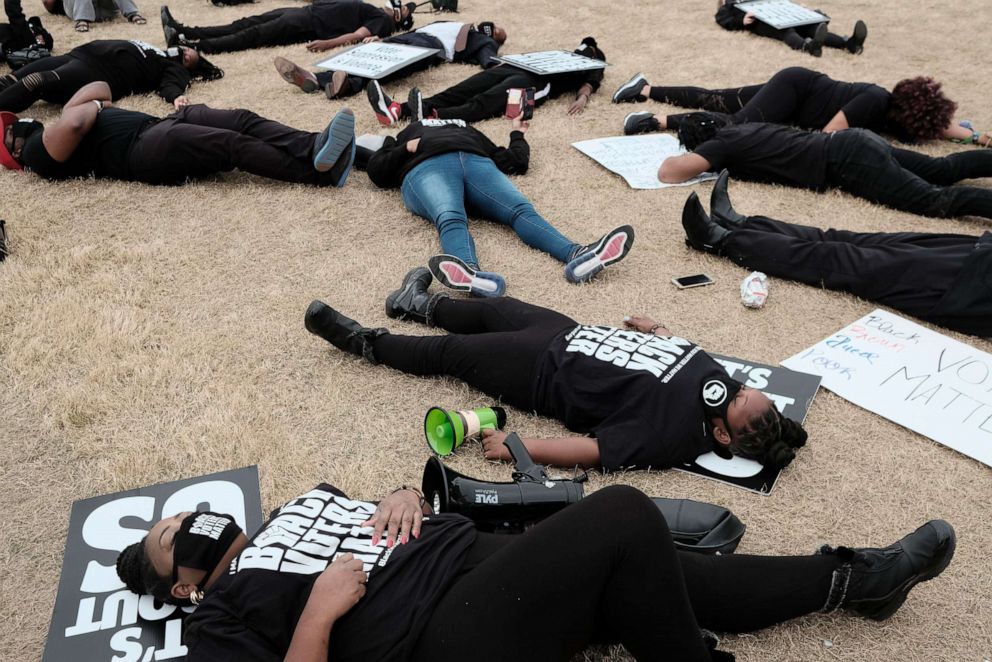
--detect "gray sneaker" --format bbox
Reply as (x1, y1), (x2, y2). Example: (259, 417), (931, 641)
(612, 72), (648, 103)
(623, 111), (661, 135)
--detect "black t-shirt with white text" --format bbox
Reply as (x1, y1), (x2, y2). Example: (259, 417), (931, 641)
(183, 484), (476, 662)
(535, 325), (734, 470)
(309, 0), (393, 39)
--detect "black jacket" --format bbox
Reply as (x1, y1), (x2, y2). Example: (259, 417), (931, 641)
(70, 40), (192, 103)
(366, 120), (529, 188)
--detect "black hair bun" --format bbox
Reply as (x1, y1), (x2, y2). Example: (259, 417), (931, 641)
(763, 440), (797, 469)
(781, 417), (808, 448)
(116, 541), (148, 595)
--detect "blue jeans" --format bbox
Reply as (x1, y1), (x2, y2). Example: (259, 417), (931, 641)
(401, 152), (579, 267)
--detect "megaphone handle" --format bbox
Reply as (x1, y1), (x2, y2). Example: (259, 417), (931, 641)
(503, 433), (547, 481)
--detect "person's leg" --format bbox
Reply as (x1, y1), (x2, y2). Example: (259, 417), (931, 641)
(0, 55), (80, 111)
(728, 66), (814, 124)
(822, 30), (847, 49)
(411, 486), (713, 662)
(891, 147), (992, 185)
(179, 7), (290, 39)
(400, 154), (478, 266)
(192, 8), (315, 53)
(648, 83), (762, 112)
(112, 0), (138, 19)
(424, 69), (532, 123)
(461, 154), (580, 263)
(61, 0), (95, 22)
(178, 104), (318, 161)
(431, 295), (577, 335)
(749, 21), (806, 50)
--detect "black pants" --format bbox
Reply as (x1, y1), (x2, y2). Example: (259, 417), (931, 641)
(184, 7), (316, 54)
(372, 297), (575, 411)
(825, 129), (992, 219)
(126, 105), (334, 186)
(419, 66), (543, 123)
(0, 0), (33, 54)
(411, 486), (839, 661)
(0, 55), (102, 111)
(747, 20), (846, 51)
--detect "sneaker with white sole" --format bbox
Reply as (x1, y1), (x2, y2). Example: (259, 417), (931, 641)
(612, 72), (649, 103)
(313, 108), (356, 182)
(564, 225), (635, 283)
(427, 254), (506, 298)
(274, 56), (318, 93)
(367, 80), (402, 126)
(623, 111), (661, 135)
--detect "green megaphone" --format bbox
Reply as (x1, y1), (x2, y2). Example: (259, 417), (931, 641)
(424, 406), (507, 456)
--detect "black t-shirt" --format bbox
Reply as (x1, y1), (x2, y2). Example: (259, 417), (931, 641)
(309, 0), (393, 39)
(21, 107), (154, 180)
(534, 325), (730, 470)
(70, 40), (192, 103)
(183, 484), (476, 662)
(694, 123), (832, 191)
(789, 71), (890, 133)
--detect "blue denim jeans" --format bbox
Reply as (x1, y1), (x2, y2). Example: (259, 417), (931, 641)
(401, 152), (579, 267)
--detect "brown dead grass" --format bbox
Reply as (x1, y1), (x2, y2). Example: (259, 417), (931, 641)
(1, 0), (991, 659)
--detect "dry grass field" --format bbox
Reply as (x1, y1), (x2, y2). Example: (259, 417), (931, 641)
(1, 0), (990, 659)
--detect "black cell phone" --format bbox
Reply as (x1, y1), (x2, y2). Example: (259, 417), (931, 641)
(671, 273), (714, 289)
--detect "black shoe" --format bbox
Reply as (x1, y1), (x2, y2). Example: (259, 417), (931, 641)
(324, 70), (348, 99)
(819, 520), (956, 621)
(160, 5), (183, 33)
(623, 111), (661, 135)
(305, 300), (387, 362)
(313, 108), (356, 181)
(710, 170), (747, 229)
(847, 19), (867, 54)
(385, 267), (448, 325)
(163, 23), (180, 48)
(682, 192), (729, 253)
(803, 23), (827, 57)
(612, 72), (648, 103)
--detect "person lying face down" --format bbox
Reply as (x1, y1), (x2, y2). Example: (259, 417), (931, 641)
(116, 482), (956, 662)
(0, 81), (358, 186)
(305, 285), (807, 472)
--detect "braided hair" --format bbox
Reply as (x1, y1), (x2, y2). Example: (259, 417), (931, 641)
(676, 112), (730, 151)
(116, 538), (184, 605)
(730, 408), (808, 469)
(886, 77), (957, 141)
(190, 52), (225, 83)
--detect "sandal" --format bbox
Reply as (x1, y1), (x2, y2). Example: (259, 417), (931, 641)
(74, 19), (89, 32)
(126, 12), (147, 24)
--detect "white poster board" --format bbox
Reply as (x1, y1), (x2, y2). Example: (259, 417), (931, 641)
(782, 309), (992, 468)
(493, 50), (607, 75)
(572, 134), (718, 189)
(735, 0), (828, 29)
(314, 42), (439, 79)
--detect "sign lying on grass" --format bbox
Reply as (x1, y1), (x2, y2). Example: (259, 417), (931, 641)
(44, 467), (263, 662)
(782, 309), (992, 468)
(315, 42), (439, 79)
(573, 134), (718, 189)
(494, 50), (607, 75)
(735, 0), (828, 29)
(674, 354), (821, 495)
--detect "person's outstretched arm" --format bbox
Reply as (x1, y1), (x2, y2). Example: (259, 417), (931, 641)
(306, 26), (373, 52)
(42, 81), (112, 162)
(481, 429), (601, 468)
(658, 153), (710, 183)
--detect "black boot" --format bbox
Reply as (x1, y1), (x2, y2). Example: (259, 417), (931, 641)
(846, 20), (867, 54)
(682, 192), (729, 254)
(384, 267), (448, 325)
(710, 170), (747, 229)
(160, 6), (185, 34)
(305, 300), (387, 363)
(802, 22), (827, 57)
(819, 519), (956, 621)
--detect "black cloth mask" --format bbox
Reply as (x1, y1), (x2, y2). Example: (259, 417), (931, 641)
(12, 118), (43, 143)
(171, 511), (243, 589)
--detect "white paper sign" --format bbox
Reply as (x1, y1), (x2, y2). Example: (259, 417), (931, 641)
(782, 309), (992, 468)
(493, 50), (607, 75)
(314, 42), (439, 79)
(735, 0), (828, 29)
(572, 134), (718, 189)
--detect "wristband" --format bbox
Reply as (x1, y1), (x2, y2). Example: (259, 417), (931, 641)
(649, 323), (665, 334)
(391, 485), (427, 509)
(92, 99), (104, 113)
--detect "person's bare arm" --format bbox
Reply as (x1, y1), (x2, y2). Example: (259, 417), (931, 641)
(623, 314), (672, 336)
(822, 110), (849, 133)
(567, 82), (594, 116)
(658, 153), (710, 183)
(941, 122), (992, 146)
(42, 81), (112, 163)
(284, 554), (367, 662)
(306, 27), (373, 52)
(481, 429), (601, 468)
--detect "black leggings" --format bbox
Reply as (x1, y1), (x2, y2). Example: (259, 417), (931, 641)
(183, 7), (316, 54)
(371, 297), (575, 411)
(747, 20), (846, 51)
(0, 55), (108, 112)
(411, 486), (839, 661)
(421, 67), (543, 123)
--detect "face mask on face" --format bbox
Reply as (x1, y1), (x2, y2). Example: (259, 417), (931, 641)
(171, 511), (243, 590)
(12, 118), (43, 143)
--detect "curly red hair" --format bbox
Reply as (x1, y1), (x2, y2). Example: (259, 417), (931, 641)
(887, 77), (957, 140)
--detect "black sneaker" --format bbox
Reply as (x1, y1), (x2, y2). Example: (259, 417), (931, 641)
(408, 87), (424, 122)
(274, 57), (318, 93)
(304, 300), (386, 362)
(612, 72), (649, 103)
(847, 19), (867, 54)
(367, 80), (401, 126)
(564, 225), (635, 283)
(163, 24), (180, 48)
(160, 5), (179, 31)
(623, 111), (661, 135)
(682, 192), (729, 253)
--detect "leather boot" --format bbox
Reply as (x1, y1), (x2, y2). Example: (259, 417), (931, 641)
(682, 192), (729, 254)
(304, 300), (387, 363)
(384, 267), (448, 325)
(710, 170), (747, 229)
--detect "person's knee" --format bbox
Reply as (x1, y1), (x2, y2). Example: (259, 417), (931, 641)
(588, 486), (668, 537)
(435, 212), (469, 233)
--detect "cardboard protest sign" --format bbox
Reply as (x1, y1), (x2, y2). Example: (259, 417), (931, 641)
(782, 309), (992, 468)
(314, 42), (438, 79)
(674, 354), (821, 494)
(572, 134), (718, 189)
(44, 467), (263, 662)
(493, 50), (607, 75)
(735, 0), (828, 29)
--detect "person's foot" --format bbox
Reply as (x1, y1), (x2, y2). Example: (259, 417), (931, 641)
(709, 170), (747, 229)
(313, 108), (356, 184)
(367, 80), (402, 126)
(564, 225), (635, 284)
(160, 5), (179, 30)
(612, 72), (649, 103)
(682, 192), (729, 253)
(846, 19), (867, 54)
(385, 267), (448, 325)
(802, 22), (827, 57)
(274, 56), (318, 93)
(305, 300), (387, 362)
(324, 70), (348, 99)
(74, 19), (89, 32)
(427, 254), (506, 298)
(407, 87), (437, 122)
(623, 111), (661, 135)
(819, 520), (956, 621)
(163, 24), (180, 47)
(126, 11), (147, 24)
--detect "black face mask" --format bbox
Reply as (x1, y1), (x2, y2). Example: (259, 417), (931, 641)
(171, 511), (243, 590)
(12, 118), (43, 144)
(701, 376), (744, 438)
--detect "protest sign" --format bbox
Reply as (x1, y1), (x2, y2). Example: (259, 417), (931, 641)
(735, 0), (828, 29)
(314, 42), (438, 79)
(573, 134), (718, 189)
(493, 50), (607, 75)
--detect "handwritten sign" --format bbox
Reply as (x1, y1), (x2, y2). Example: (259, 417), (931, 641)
(44, 467), (263, 662)
(675, 354), (821, 494)
(782, 309), (992, 468)
(735, 0), (828, 29)
(314, 42), (439, 79)
(573, 134), (718, 189)
(493, 50), (607, 75)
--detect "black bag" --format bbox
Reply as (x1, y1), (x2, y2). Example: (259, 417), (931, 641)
(651, 497), (746, 555)
(6, 44), (51, 70)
